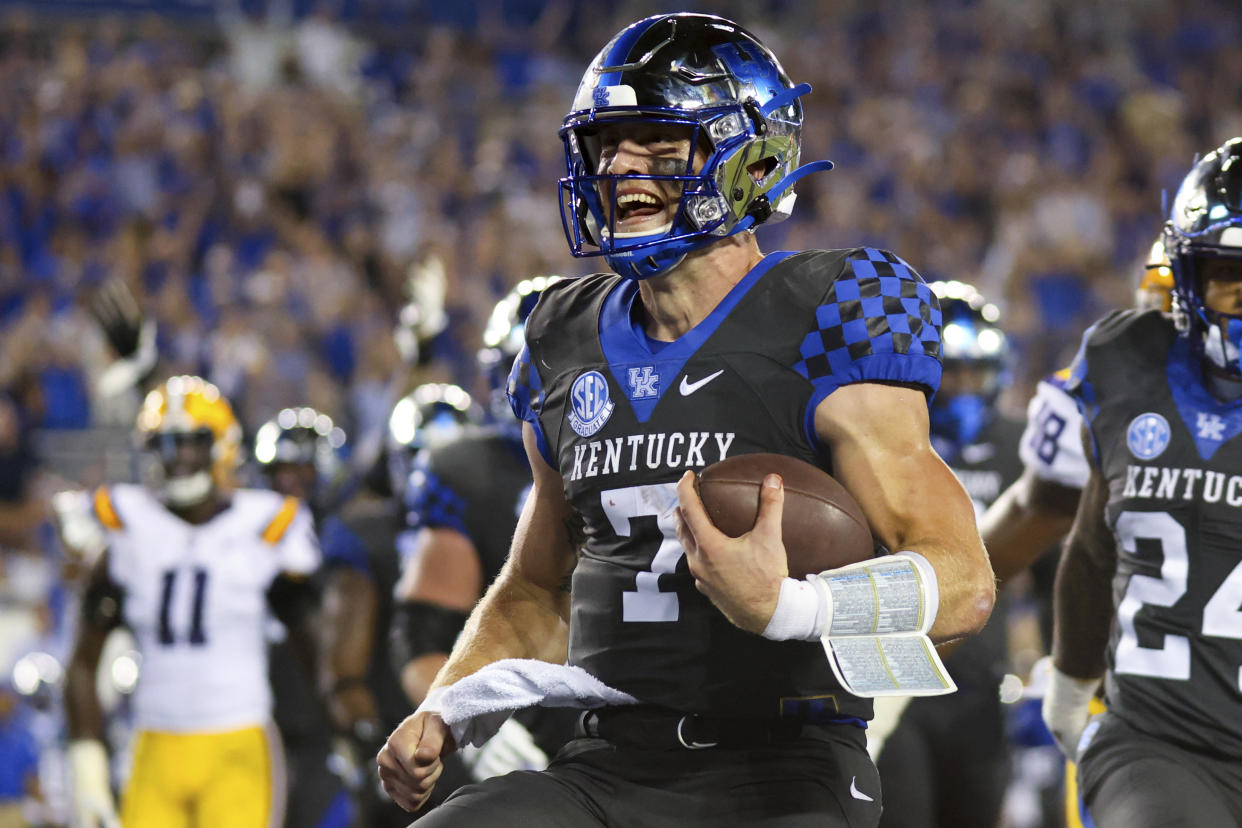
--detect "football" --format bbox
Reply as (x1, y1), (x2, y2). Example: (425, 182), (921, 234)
(694, 453), (874, 578)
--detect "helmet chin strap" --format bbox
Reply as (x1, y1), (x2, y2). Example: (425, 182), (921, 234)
(161, 471), (213, 507)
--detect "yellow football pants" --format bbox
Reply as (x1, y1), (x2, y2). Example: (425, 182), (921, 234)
(121, 724), (284, 828)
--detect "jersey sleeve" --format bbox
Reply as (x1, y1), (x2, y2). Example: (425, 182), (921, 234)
(506, 343), (553, 465)
(1018, 374), (1089, 489)
(794, 247), (943, 413)
(404, 452), (469, 536)
(269, 501), (320, 577)
(319, 515), (370, 573)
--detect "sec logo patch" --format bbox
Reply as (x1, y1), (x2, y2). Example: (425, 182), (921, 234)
(1127, 412), (1171, 460)
(569, 371), (614, 437)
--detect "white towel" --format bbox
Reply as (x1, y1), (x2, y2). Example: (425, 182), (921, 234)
(438, 659), (638, 747)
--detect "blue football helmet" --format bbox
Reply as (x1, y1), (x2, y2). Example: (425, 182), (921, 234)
(558, 13), (832, 280)
(386, 383), (484, 499)
(926, 281), (1009, 453)
(1164, 137), (1242, 376)
(478, 276), (562, 423)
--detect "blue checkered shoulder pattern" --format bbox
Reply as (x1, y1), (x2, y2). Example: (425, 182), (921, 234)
(793, 248), (943, 396)
(404, 460), (469, 536)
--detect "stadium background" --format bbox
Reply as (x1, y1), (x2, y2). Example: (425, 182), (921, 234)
(0, 0), (1238, 825)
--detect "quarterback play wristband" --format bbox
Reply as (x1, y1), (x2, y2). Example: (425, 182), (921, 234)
(762, 551), (940, 642)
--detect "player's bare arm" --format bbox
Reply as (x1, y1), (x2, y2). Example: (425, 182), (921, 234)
(391, 527), (481, 707)
(322, 567), (381, 729)
(978, 466), (1080, 587)
(378, 423), (575, 812)
(1051, 442), (1116, 681)
(65, 552), (116, 741)
(816, 381), (995, 642)
(1041, 427), (1115, 759)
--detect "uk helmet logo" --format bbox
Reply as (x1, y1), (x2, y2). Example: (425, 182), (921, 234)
(1127, 412), (1171, 460)
(569, 371), (614, 437)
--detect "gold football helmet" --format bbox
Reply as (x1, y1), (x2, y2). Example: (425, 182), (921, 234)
(136, 376), (242, 504)
(1137, 237), (1175, 312)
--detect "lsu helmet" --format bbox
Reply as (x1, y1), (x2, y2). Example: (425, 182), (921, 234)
(926, 281), (1009, 452)
(1164, 137), (1242, 375)
(253, 407), (348, 509)
(386, 383), (484, 499)
(558, 13), (832, 280)
(1137, 236), (1175, 312)
(136, 375), (241, 506)
(477, 276), (562, 422)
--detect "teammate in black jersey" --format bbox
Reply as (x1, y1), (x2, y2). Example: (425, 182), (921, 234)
(390, 277), (578, 810)
(876, 282), (1021, 828)
(379, 14), (995, 827)
(1045, 138), (1242, 827)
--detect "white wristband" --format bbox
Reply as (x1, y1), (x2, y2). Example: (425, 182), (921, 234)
(762, 576), (833, 641)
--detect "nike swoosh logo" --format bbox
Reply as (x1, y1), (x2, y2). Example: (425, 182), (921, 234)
(849, 776), (874, 802)
(679, 370), (724, 396)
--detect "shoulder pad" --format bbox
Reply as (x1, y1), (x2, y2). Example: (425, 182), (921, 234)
(92, 486), (123, 530)
(261, 496), (302, 544)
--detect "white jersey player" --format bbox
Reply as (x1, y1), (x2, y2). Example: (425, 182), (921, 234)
(64, 376), (320, 828)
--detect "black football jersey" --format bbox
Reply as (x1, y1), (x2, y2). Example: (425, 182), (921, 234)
(1069, 309), (1242, 757)
(405, 426), (532, 585)
(508, 248), (944, 721)
(940, 415), (1025, 688)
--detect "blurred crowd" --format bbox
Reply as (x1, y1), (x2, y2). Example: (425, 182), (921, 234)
(0, 0), (1240, 439)
(0, 0), (1240, 823)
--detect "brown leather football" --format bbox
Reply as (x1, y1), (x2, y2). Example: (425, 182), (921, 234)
(694, 453), (874, 578)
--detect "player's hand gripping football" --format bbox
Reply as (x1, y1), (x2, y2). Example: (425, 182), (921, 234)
(376, 709), (456, 813)
(675, 470), (787, 635)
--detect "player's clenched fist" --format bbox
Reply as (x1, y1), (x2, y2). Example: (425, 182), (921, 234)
(376, 710), (456, 813)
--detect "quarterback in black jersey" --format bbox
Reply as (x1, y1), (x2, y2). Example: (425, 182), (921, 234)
(1046, 138), (1242, 827)
(379, 14), (995, 827)
(876, 283), (1022, 828)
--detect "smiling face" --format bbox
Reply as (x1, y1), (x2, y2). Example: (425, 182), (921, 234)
(591, 121), (706, 237)
(1201, 257), (1242, 315)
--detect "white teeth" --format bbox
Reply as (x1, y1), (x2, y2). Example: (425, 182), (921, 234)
(617, 192), (660, 209)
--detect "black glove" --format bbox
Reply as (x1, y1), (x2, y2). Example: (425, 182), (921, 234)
(89, 278), (144, 359)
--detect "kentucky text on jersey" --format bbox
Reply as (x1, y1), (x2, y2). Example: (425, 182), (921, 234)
(570, 432), (736, 481)
(1122, 464), (1242, 505)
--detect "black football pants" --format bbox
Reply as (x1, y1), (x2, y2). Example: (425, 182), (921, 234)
(412, 723), (881, 827)
(1077, 712), (1242, 828)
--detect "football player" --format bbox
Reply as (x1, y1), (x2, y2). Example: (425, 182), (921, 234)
(1043, 138), (1242, 826)
(64, 376), (320, 828)
(379, 13), (994, 827)
(977, 238), (1174, 828)
(252, 407), (353, 828)
(389, 278), (579, 809)
(876, 282), (1021, 828)
(323, 383), (482, 827)
(982, 237), (1176, 594)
